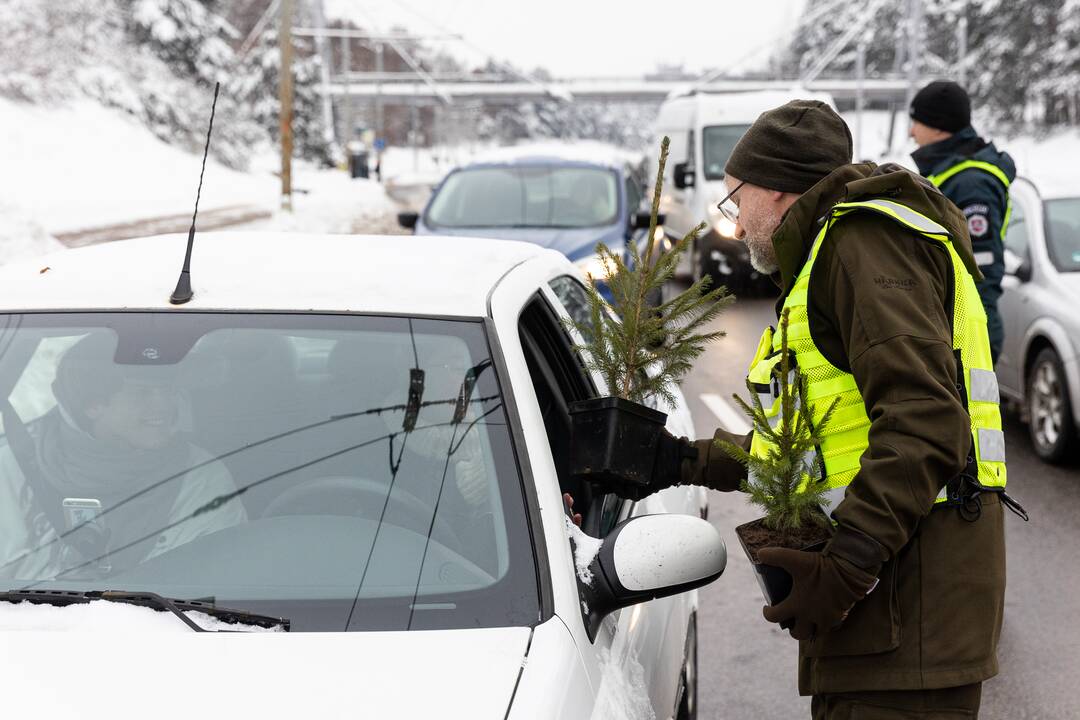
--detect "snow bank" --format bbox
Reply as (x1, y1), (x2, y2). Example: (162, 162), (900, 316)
(566, 517), (603, 586)
(0, 97), (278, 235)
(0, 207), (64, 264)
(1002, 130), (1080, 196)
(0, 600), (284, 632)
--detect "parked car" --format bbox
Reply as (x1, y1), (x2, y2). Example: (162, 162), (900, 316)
(397, 144), (658, 299)
(649, 89), (835, 293)
(0, 233), (720, 719)
(996, 177), (1080, 462)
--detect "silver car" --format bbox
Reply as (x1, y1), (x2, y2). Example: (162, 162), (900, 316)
(997, 177), (1080, 462)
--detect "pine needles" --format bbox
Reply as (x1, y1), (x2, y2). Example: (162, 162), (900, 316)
(718, 309), (839, 533)
(564, 136), (733, 406)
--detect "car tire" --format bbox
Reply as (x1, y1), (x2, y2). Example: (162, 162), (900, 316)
(676, 614), (698, 720)
(1026, 347), (1079, 463)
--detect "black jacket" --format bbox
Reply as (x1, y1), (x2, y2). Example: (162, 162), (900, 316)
(911, 126), (1016, 303)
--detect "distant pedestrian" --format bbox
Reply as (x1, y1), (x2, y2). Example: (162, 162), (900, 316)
(910, 80), (1016, 365)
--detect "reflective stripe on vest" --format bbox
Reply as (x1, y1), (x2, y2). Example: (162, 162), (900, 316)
(927, 159), (1013, 243)
(746, 198), (1007, 517)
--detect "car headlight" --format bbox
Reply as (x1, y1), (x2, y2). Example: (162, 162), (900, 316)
(575, 254), (615, 281)
(707, 204), (737, 238)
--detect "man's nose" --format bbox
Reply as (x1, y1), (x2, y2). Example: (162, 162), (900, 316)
(733, 218), (746, 241)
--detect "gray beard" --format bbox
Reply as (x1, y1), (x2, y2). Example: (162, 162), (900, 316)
(747, 238), (779, 275)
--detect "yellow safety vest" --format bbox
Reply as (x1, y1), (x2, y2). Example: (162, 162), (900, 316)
(927, 159), (1013, 243)
(746, 198), (1007, 516)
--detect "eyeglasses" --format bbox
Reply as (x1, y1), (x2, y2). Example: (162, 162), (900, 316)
(716, 181), (745, 224)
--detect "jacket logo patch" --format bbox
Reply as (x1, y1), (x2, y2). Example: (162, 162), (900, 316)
(963, 203), (990, 217)
(968, 214), (989, 237)
(874, 275), (918, 291)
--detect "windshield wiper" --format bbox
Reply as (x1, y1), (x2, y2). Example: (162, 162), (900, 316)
(0, 589), (290, 632)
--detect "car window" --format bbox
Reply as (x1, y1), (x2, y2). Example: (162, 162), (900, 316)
(0, 312), (539, 632)
(1044, 198), (1080, 272)
(625, 173), (643, 216)
(1004, 198), (1030, 258)
(425, 165), (619, 229)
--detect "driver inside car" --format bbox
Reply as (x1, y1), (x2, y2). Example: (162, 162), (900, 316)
(0, 332), (246, 581)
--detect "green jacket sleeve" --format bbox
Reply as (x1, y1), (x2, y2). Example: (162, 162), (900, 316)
(808, 213), (972, 561)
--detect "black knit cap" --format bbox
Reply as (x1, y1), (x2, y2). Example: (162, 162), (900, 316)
(910, 81), (971, 133)
(724, 100), (853, 194)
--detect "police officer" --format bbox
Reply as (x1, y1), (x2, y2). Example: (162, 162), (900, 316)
(631, 100), (1020, 718)
(909, 80), (1016, 364)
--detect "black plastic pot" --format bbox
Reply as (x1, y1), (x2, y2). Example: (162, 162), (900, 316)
(735, 517), (830, 607)
(568, 396), (667, 494)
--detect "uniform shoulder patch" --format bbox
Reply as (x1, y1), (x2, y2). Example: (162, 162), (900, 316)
(967, 213), (990, 237)
(962, 203), (990, 217)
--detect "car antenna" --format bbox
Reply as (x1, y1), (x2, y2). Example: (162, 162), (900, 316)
(170, 82), (220, 305)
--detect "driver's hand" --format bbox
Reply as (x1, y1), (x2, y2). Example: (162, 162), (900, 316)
(563, 493), (582, 527)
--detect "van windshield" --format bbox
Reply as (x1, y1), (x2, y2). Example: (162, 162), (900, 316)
(703, 125), (752, 180)
(0, 312), (539, 632)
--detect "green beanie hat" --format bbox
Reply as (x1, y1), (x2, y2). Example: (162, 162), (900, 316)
(724, 100), (853, 194)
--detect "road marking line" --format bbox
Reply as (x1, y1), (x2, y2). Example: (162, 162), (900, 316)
(700, 393), (752, 435)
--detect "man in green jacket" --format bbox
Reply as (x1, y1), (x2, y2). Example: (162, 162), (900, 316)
(646, 101), (1012, 718)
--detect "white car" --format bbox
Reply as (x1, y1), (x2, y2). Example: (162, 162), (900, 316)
(0, 233), (723, 719)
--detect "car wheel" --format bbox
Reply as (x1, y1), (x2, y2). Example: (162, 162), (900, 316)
(1026, 347), (1078, 462)
(676, 614), (698, 720)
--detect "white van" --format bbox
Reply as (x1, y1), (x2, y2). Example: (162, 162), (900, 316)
(650, 89), (836, 291)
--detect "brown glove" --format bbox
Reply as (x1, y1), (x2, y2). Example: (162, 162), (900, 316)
(758, 539), (880, 642)
(679, 428), (749, 493)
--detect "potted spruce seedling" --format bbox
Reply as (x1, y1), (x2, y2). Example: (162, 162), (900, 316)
(717, 308), (840, 606)
(563, 136), (732, 495)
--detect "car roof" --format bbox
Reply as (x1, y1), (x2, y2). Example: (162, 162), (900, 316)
(462, 141), (641, 172)
(0, 233), (563, 317)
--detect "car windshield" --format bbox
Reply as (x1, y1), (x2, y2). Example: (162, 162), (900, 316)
(426, 165), (619, 228)
(702, 124), (752, 180)
(1045, 198), (1080, 272)
(0, 313), (538, 632)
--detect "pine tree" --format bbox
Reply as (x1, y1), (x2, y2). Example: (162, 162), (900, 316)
(718, 309), (839, 533)
(563, 136), (733, 407)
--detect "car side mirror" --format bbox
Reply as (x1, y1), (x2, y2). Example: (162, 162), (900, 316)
(630, 211), (665, 229)
(672, 162), (695, 190)
(397, 211), (419, 230)
(1004, 248), (1032, 282)
(579, 514), (726, 639)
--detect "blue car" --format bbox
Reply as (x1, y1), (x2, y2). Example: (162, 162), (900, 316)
(397, 146), (657, 299)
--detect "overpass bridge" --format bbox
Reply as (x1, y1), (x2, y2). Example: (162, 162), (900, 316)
(321, 74), (920, 106)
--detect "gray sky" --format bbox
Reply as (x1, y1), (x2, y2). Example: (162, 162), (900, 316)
(323, 0), (807, 78)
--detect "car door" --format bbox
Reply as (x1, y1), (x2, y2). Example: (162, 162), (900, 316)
(998, 189), (1035, 396)
(537, 276), (699, 720)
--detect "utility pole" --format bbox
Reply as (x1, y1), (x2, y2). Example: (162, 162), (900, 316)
(905, 0), (923, 111)
(855, 38), (867, 160)
(312, 0), (336, 149)
(279, 0), (294, 211)
(342, 34), (353, 144)
(957, 16), (969, 86)
(375, 41), (385, 149)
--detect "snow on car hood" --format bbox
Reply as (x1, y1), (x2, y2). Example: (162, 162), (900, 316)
(0, 602), (531, 718)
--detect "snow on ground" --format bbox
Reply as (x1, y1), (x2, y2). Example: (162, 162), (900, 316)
(0, 97), (279, 235)
(0, 600), (284, 632)
(236, 165), (399, 235)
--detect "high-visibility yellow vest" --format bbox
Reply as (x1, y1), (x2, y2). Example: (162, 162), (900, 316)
(746, 198), (1007, 516)
(928, 159), (1013, 243)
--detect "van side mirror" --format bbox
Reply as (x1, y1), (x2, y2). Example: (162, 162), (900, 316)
(397, 211), (419, 231)
(630, 211), (665, 229)
(673, 162), (695, 190)
(578, 514), (726, 640)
